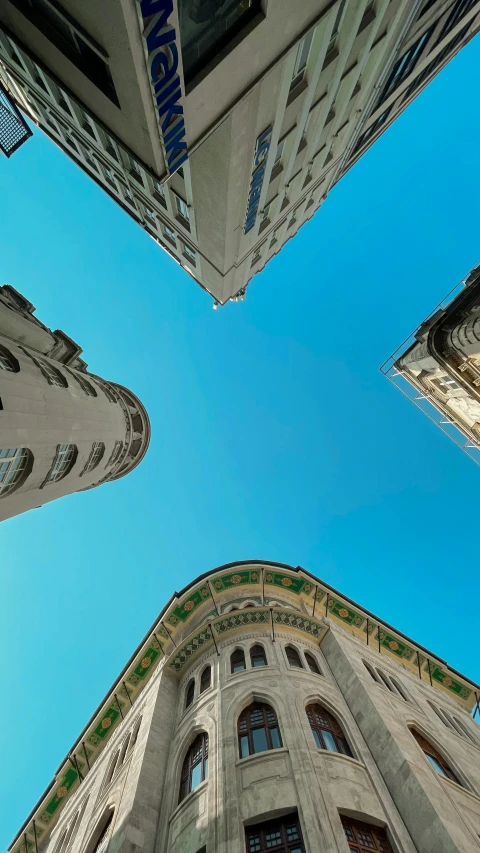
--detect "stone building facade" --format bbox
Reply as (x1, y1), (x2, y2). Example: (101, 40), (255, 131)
(0, 284), (150, 522)
(384, 262), (480, 463)
(1, 2), (479, 304)
(9, 561), (480, 853)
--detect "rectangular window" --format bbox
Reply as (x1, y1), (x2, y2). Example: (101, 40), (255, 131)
(377, 25), (434, 106)
(178, 0), (263, 87)
(104, 132), (119, 160)
(183, 244), (196, 263)
(292, 30), (314, 87)
(129, 156), (143, 183)
(246, 815), (305, 853)
(252, 727), (268, 754)
(153, 179), (165, 199)
(8, 0), (118, 104)
(274, 140), (285, 165)
(163, 224), (176, 243)
(175, 194), (190, 222)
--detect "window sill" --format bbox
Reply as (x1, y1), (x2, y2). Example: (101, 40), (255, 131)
(317, 750), (364, 770)
(236, 746), (288, 767)
(169, 779), (208, 822)
(287, 78), (308, 107)
(176, 215), (191, 231)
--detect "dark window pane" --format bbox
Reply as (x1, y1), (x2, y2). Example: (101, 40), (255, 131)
(252, 726), (268, 754)
(270, 727), (281, 749)
(321, 729), (338, 752)
(240, 735), (250, 758)
(312, 729), (322, 749)
(178, 0), (262, 85)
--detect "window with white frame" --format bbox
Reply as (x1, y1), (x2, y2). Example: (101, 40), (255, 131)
(107, 441), (123, 467)
(153, 179), (166, 205)
(80, 442), (105, 476)
(174, 194), (190, 222)
(0, 447), (33, 497)
(33, 357), (68, 387)
(183, 244), (196, 263)
(431, 375), (461, 394)
(164, 224), (176, 243)
(44, 444), (77, 484)
(291, 30), (314, 87)
(0, 344), (19, 372)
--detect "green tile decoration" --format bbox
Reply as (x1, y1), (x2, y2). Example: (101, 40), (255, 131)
(272, 611), (324, 638)
(87, 704), (122, 746)
(169, 626), (213, 672)
(327, 597), (364, 627)
(377, 630), (414, 660)
(167, 584), (211, 625)
(264, 571), (313, 595)
(211, 569), (260, 590)
(41, 767), (78, 819)
(214, 609), (270, 635)
(429, 664), (472, 700)
(128, 643), (161, 685)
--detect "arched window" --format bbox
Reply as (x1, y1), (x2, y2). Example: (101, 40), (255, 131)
(250, 644), (267, 667)
(305, 652), (321, 674)
(80, 442), (105, 476)
(104, 750), (120, 788)
(0, 344), (19, 372)
(33, 357), (68, 387)
(231, 648), (246, 673)
(285, 646), (303, 668)
(67, 368), (97, 396)
(200, 665), (211, 694)
(0, 447), (33, 496)
(90, 812), (114, 853)
(376, 669), (394, 692)
(107, 441), (123, 467)
(363, 661), (380, 682)
(306, 705), (353, 756)
(185, 679), (195, 709)
(43, 444), (77, 484)
(130, 718), (141, 751)
(410, 729), (461, 784)
(341, 816), (393, 853)
(119, 733), (131, 765)
(238, 702), (282, 758)
(390, 676), (409, 702)
(179, 733), (208, 802)
(453, 715), (477, 744)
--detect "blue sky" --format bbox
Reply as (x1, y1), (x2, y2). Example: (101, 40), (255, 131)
(1, 35), (480, 851)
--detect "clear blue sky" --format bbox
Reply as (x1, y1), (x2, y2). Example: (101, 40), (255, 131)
(1, 36), (480, 851)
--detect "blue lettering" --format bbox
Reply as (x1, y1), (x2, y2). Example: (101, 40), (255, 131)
(139, 0), (188, 175)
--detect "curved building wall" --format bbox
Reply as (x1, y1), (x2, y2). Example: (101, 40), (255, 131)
(12, 563), (480, 853)
(0, 331), (150, 522)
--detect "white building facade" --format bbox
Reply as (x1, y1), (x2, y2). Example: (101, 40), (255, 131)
(0, 284), (150, 522)
(383, 262), (480, 465)
(1, 1), (479, 304)
(9, 561), (480, 853)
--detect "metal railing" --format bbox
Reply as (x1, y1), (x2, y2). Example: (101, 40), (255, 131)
(380, 269), (480, 466)
(0, 76), (32, 157)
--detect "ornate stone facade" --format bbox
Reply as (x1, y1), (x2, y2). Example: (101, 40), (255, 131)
(9, 562), (480, 853)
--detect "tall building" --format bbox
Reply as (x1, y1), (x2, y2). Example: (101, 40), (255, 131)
(1, 2), (478, 305)
(0, 284), (150, 522)
(382, 262), (480, 466)
(9, 560), (480, 853)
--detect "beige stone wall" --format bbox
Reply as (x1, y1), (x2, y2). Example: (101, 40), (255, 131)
(38, 617), (480, 853)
